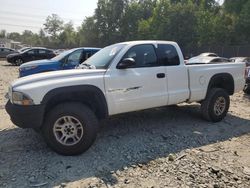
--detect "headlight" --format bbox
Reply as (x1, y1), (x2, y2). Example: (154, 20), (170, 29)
(7, 54), (13, 58)
(19, 66), (38, 71)
(12, 91), (34, 105)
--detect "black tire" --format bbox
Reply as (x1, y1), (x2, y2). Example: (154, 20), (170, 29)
(42, 102), (99, 155)
(15, 58), (23, 66)
(201, 88), (230, 122)
(33, 127), (41, 133)
(243, 84), (250, 94)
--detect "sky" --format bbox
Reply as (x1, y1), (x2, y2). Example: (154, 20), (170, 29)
(0, 0), (98, 33)
(0, 0), (224, 34)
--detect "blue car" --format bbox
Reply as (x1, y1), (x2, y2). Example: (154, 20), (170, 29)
(19, 47), (100, 77)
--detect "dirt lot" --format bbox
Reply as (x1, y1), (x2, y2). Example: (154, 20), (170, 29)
(0, 60), (250, 188)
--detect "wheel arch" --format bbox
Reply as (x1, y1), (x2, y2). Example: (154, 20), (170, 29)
(207, 73), (234, 96)
(42, 85), (109, 120)
(14, 55), (22, 59)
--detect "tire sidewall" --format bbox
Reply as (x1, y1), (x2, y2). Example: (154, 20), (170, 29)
(42, 103), (98, 155)
(208, 89), (230, 122)
(243, 84), (250, 94)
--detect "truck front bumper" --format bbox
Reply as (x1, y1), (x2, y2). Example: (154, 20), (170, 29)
(5, 100), (45, 129)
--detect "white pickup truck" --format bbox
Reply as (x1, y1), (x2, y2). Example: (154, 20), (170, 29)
(5, 41), (245, 155)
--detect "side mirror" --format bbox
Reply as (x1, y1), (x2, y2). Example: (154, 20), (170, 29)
(117, 58), (136, 69)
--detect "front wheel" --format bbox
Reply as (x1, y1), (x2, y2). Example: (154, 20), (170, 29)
(201, 88), (230, 122)
(15, 58), (23, 66)
(42, 102), (99, 155)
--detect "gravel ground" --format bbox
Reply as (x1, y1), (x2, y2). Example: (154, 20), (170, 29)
(0, 60), (250, 188)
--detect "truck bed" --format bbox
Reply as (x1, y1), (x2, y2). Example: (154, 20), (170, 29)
(186, 62), (245, 102)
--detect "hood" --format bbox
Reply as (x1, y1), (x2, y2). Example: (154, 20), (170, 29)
(12, 69), (106, 88)
(7, 52), (20, 57)
(20, 59), (57, 68)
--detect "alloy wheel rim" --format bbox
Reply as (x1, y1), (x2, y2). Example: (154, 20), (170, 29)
(53, 116), (84, 146)
(16, 59), (23, 64)
(214, 97), (226, 116)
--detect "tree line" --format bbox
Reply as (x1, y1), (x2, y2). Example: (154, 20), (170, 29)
(1, 0), (250, 52)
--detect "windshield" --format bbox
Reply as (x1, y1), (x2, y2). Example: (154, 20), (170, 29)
(21, 49), (33, 54)
(81, 43), (125, 69)
(19, 47), (30, 52)
(51, 49), (75, 61)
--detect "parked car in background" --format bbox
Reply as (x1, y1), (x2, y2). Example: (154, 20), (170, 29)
(243, 65), (250, 94)
(54, 49), (65, 55)
(187, 56), (230, 64)
(6, 47), (56, 66)
(18, 47), (31, 53)
(0, 47), (17, 58)
(19, 47), (100, 77)
(230, 57), (250, 94)
(198, 52), (218, 57)
(230, 57), (250, 67)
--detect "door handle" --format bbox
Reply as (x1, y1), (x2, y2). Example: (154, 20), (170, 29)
(156, 73), (165, 78)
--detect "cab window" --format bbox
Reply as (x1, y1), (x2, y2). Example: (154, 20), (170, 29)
(122, 44), (158, 68)
(157, 44), (180, 66)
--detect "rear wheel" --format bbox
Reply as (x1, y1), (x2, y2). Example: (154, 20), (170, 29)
(42, 102), (99, 155)
(201, 88), (230, 122)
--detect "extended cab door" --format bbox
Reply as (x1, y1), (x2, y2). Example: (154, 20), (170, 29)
(156, 43), (189, 105)
(105, 44), (168, 115)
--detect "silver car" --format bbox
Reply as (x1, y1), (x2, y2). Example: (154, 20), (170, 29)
(230, 57), (250, 67)
(187, 56), (230, 65)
